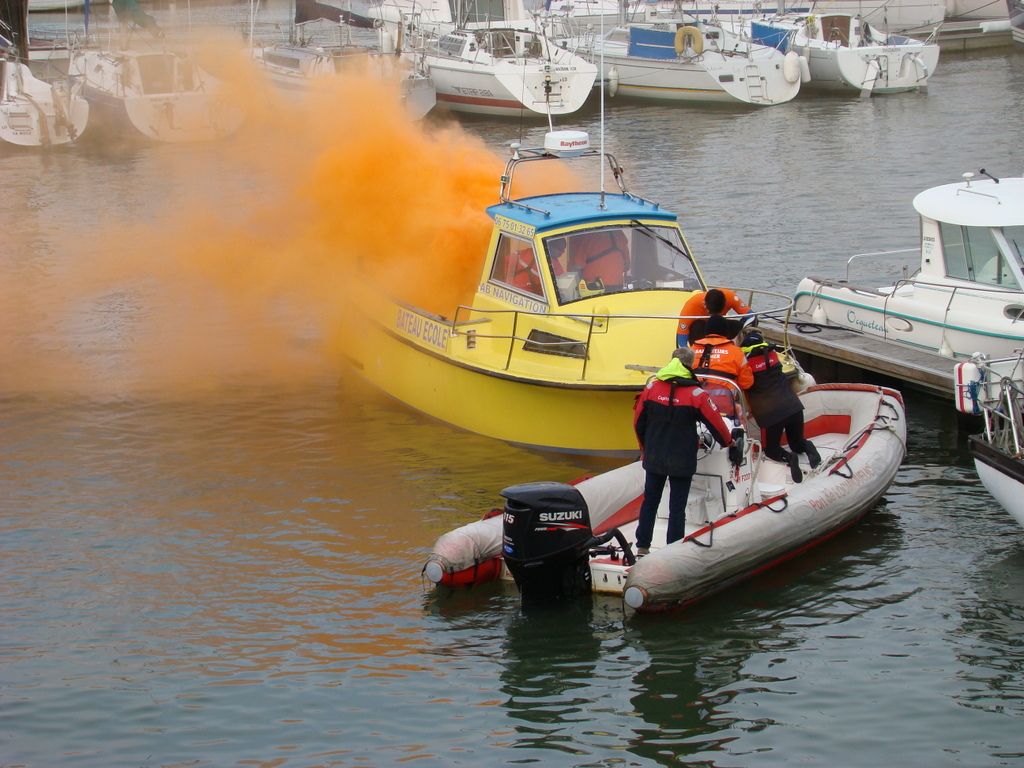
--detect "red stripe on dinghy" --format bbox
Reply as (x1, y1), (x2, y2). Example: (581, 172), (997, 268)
(438, 556), (503, 588)
(594, 495), (644, 535)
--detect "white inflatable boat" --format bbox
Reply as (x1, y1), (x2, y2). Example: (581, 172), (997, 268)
(423, 383), (906, 613)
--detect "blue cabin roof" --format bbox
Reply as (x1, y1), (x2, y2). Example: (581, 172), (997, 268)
(486, 192), (678, 234)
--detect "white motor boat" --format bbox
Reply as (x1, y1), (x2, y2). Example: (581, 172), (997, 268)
(792, 171), (1024, 360)
(955, 353), (1024, 530)
(747, 12), (940, 95)
(1, 0), (88, 147)
(423, 382), (906, 612)
(68, 47), (244, 142)
(574, 19), (804, 106)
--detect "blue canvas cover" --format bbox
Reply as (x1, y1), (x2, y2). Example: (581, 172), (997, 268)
(750, 21), (792, 52)
(627, 27), (679, 59)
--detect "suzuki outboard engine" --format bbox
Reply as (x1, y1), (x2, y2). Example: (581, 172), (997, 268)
(501, 481), (594, 602)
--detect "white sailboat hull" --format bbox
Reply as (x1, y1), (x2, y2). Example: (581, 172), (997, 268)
(423, 53), (595, 116)
(1, 60), (88, 147)
(594, 49), (800, 105)
(70, 49), (243, 142)
(798, 42), (939, 93)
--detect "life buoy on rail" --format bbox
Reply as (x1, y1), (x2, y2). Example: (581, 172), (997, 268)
(674, 25), (703, 56)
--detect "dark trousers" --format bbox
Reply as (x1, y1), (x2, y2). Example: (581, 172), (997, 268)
(764, 412), (808, 462)
(635, 472), (693, 549)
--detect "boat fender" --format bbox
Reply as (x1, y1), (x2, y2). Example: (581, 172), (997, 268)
(607, 66), (619, 98)
(783, 50), (801, 84)
(379, 28), (395, 54)
(624, 584), (647, 610)
(798, 54), (811, 83)
(953, 362), (982, 415)
(674, 25), (703, 57)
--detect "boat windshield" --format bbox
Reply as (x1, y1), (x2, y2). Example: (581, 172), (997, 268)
(941, 221), (1024, 289)
(1004, 225), (1024, 265)
(543, 223), (702, 305)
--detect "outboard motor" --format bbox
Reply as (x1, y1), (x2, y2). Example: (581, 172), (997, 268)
(501, 481), (595, 602)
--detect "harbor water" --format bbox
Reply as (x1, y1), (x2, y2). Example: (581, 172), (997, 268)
(2, 13), (1024, 765)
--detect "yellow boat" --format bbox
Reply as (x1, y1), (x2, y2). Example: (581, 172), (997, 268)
(343, 131), (785, 455)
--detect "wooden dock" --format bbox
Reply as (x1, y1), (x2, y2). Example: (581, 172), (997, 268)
(757, 316), (958, 401)
(936, 20), (1014, 51)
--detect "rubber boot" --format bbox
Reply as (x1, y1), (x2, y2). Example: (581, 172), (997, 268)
(804, 440), (821, 469)
(787, 451), (803, 483)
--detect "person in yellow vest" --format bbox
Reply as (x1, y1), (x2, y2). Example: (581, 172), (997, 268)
(632, 346), (739, 555)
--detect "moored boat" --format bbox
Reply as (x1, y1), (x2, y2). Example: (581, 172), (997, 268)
(1, 0), (88, 147)
(1010, 0), (1024, 45)
(955, 352), (1024, 530)
(423, 382), (907, 612)
(341, 130), (791, 454)
(68, 46), (244, 142)
(252, 0), (436, 119)
(746, 12), (939, 95)
(792, 170), (1024, 360)
(570, 18), (805, 106)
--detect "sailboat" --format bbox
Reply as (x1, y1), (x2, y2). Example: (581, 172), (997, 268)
(67, 0), (244, 142)
(1, 0), (88, 147)
(746, 12), (940, 95)
(252, 0), (436, 120)
(567, 15), (805, 107)
(375, 0), (597, 117)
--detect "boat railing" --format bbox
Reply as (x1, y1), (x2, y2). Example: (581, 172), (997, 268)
(971, 355), (1024, 457)
(844, 247), (918, 283)
(450, 288), (792, 381)
(880, 278), (1024, 345)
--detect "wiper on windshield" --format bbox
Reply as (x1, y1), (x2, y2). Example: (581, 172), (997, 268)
(630, 219), (697, 270)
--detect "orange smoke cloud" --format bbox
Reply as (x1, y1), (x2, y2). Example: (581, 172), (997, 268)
(0, 36), (578, 395)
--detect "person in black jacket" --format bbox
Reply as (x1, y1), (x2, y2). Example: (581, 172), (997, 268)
(741, 329), (820, 482)
(632, 346), (737, 555)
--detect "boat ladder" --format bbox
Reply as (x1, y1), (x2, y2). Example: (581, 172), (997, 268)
(744, 65), (766, 102)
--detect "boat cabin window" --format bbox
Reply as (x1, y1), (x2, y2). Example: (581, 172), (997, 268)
(437, 35), (467, 57)
(941, 221), (1021, 289)
(136, 54), (176, 95)
(491, 234), (544, 298)
(545, 224), (701, 304)
(478, 30), (517, 58)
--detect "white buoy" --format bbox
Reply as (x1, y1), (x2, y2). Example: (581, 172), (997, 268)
(607, 66), (619, 98)
(423, 560), (444, 583)
(624, 586), (645, 609)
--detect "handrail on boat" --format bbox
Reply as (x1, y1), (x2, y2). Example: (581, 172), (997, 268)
(449, 288), (792, 380)
(844, 247), (918, 282)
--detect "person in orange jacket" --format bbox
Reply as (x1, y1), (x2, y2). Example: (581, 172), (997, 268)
(689, 314), (753, 415)
(569, 230), (629, 290)
(676, 287), (752, 347)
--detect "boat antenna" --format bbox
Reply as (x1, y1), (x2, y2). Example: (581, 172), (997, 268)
(599, 0), (606, 209)
(979, 168), (1000, 184)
